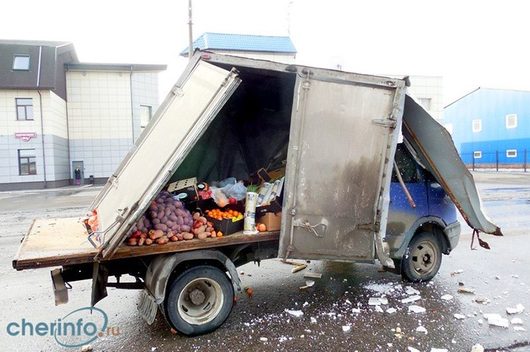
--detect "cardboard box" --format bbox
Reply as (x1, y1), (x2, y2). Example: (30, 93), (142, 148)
(167, 178), (198, 202)
(257, 212), (282, 231)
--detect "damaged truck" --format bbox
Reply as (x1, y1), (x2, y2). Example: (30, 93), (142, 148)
(13, 51), (501, 336)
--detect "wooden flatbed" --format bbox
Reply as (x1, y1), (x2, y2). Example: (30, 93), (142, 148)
(13, 218), (280, 271)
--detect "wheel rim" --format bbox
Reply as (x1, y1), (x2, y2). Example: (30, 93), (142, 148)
(410, 240), (438, 276)
(177, 277), (224, 325)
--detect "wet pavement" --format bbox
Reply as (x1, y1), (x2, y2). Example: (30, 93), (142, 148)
(0, 173), (529, 351)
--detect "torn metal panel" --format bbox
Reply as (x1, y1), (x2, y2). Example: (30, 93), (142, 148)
(402, 95), (502, 236)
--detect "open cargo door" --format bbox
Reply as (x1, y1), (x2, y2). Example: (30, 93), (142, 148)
(279, 68), (406, 264)
(402, 94), (502, 236)
(91, 57), (241, 259)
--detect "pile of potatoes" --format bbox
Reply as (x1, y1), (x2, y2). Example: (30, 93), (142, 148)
(126, 191), (200, 246)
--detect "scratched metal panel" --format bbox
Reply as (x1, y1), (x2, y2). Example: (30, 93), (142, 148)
(280, 74), (401, 261)
(402, 95), (502, 236)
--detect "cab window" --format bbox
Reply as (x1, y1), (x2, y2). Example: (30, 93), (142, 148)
(391, 144), (419, 183)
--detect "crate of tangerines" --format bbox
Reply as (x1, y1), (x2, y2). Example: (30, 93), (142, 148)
(205, 208), (244, 235)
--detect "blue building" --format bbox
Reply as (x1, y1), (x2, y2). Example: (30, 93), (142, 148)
(180, 32), (297, 63)
(443, 88), (530, 167)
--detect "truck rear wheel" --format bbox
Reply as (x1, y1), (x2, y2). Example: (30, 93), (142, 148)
(401, 231), (442, 282)
(165, 265), (234, 336)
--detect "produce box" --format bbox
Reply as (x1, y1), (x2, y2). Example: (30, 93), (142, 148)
(256, 198), (282, 216)
(207, 217), (243, 235)
(167, 177), (198, 202)
(257, 212), (282, 231)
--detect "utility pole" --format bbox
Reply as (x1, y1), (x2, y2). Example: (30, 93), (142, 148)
(188, 0), (193, 59)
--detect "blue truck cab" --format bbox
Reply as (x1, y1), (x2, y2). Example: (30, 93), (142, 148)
(387, 143), (461, 281)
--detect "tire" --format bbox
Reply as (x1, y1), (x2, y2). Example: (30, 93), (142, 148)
(165, 265), (234, 336)
(401, 231), (442, 282)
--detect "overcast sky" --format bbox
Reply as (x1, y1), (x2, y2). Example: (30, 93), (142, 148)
(2, 0), (529, 106)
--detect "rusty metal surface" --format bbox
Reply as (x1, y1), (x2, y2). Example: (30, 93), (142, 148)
(280, 73), (403, 261)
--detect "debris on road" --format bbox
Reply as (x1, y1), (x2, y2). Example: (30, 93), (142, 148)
(401, 295), (421, 304)
(454, 313), (466, 320)
(474, 296), (490, 305)
(431, 348), (448, 352)
(514, 326), (526, 332)
(80, 345), (93, 352)
(458, 287), (475, 294)
(259, 337), (268, 342)
(374, 305), (384, 313)
(304, 272), (322, 279)
(511, 318), (523, 325)
(405, 286), (420, 295)
(386, 308), (397, 314)
(285, 309), (304, 318)
(484, 313), (509, 328)
(408, 305), (426, 313)
(441, 294), (453, 301)
(310, 317), (317, 324)
(451, 269), (464, 276)
(368, 297), (388, 305)
(408, 347), (420, 352)
(342, 325), (351, 333)
(291, 264), (307, 273)
(299, 280), (315, 290)
(245, 287), (254, 298)
(506, 304), (525, 314)
(471, 343), (484, 352)
(416, 326), (428, 334)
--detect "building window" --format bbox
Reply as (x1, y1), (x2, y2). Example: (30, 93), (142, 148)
(16, 98), (34, 120)
(472, 119), (482, 133)
(473, 151), (482, 159)
(418, 98), (432, 111)
(140, 105), (152, 128)
(18, 149), (37, 175)
(506, 114), (517, 129)
(506, 149), (517, 158)
(443, 123), (453, 135)
(13, 55), (30, 70)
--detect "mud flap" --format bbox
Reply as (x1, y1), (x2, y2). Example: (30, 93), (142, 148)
(91, 262), (108, 306)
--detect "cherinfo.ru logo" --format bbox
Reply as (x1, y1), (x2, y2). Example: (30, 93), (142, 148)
(6, 307), (120, 348)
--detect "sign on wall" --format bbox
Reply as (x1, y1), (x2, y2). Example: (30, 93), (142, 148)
(15, 132), (37, 142)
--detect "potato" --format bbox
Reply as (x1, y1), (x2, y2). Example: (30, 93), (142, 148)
(176, 233), (184, 241)
(156, 236), (169, 245)
(161, 216), (168, 223)
(157, 210), (165, 219)
(145, 238), (153, 245)
(198, 216), (207, 224)
(152, 218), (160, 225)
(127, 238), (137, 246)
(169, 214), (178, 222)
(180, 225), (191, 232)
(149, 229), (164, 240)
(166, 221), (174, 227)
(197, 232), (209, 240)
(182, 232), (194, 240)
(169, 235), (178, 242)
(138, 237), (145, 246)
(155, 223), (168, 231)
(193, 212), (200, 220)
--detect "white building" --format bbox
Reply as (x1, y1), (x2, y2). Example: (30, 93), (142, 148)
(0, 40), (165, 190)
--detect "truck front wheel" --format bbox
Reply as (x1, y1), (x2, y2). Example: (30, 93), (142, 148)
(165, 265), (234, 336)
(401, 231), (442, 282)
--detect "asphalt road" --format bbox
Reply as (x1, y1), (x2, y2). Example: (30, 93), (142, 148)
(0, 172), (529, 352)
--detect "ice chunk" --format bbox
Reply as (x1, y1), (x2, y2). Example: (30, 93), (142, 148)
(405, 286), (420, 295)
(375, 305), (384, 313)
(454, 314), (466, 320)
(303, 301), (309, 308)
(278, 336), (287, 343)
(402, 295), (421, 304)
(342, 325), (351, 333)
(484, 313), (509, 328)
(260, 337), (268, 342)
(408, 347), (420, 352)
(441, 294), (453, 301)
(386, 308), (397, 314)
(471, 344), (484, 352)
(474, 297), (490, 305)
(364, 282), (395, 294)
(408, 305), (426, 313)
(431, 349), (448, 352)
(511, 317), (523, 325)
(451, 269), (464, 276)
(514, 326), (526, 332)
(285, 309), (304, 318)
(416, 326), (428, 334)
(368, 297), (388, 305)
(506, 304), (525, 315)
(310, 317), (317, 324)
(352, 308), (361, 314)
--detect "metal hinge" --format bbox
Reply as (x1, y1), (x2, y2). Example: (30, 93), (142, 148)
(372, 119), (396, 128)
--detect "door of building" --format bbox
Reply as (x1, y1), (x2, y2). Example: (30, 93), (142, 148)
(72, 161), (84, 186)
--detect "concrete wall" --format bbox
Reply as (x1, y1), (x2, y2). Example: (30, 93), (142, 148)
(66, 70), (133, 179)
